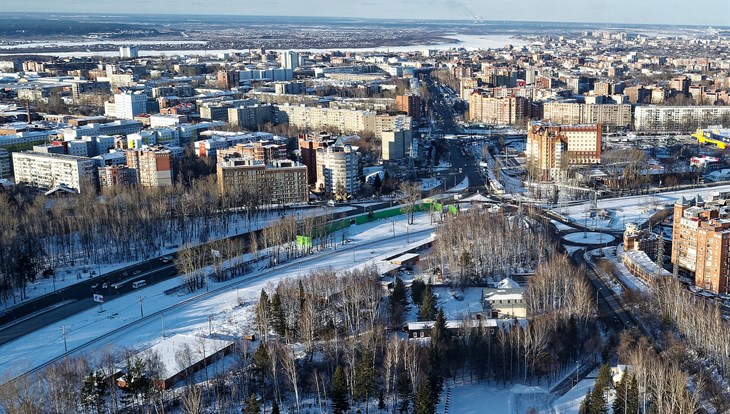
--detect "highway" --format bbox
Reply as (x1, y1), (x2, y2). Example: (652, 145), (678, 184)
(0, 203), (400, 344)
(2, 227), (435, 385)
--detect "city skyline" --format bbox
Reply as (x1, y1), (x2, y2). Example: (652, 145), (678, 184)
(2, 0), (730, 27)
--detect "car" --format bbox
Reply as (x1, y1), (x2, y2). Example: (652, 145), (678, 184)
(101, 282), (108, 289)
(91, 283), (99, 290)
(133, 270), (142, 275)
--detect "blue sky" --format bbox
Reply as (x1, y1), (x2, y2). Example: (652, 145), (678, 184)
(2, 0), (729, 26)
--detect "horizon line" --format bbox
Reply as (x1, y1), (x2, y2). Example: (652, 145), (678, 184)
(1, 11), (728, 29)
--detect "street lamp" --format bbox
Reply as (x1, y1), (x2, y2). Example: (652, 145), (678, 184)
(596, 287), (603, 304)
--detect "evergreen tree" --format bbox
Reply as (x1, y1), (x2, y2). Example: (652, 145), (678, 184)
(372, 173), (382, 193)
(396, 371), (412, 413)
(81, 371), (108, 414)
(353, 350), (376, 408)
(332, 365), (350, 414)
(392, 277), (408, 307)
(588, 387), (608, 414)
(579, 388), (592, 414)
(411, 279), (426, 305)
(243, 394), (261, 414)
(594, 364), (613, 396)
(252, 345), (270, 386)
(270, 292), (286, 336)
(418, 284), (437, 321)
(413, 380), (435, 414)
(627, 374), (640, 414)
(431, 307), (450, 347)
(271, 400), (280, 414)
(427, 345), (444, 405)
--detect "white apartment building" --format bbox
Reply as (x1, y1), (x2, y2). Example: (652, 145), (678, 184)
(382, 129), (411, 161)
(542, 102), (632, 129)
(282, 51), (300, 70)
(316, 145), (360, 199)
(634, 105), (730, 132)
(276, 104), (411, 138)
(61, 120), (143, 140)
(12, 151), (97, 193)
(112, 92), (148, 120)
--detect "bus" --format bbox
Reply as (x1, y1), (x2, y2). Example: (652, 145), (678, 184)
(132, 280), (147, 289)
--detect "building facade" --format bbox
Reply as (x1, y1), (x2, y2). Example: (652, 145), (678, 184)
(542, 102), (631, 129)
(126, 148), (174, 188)
(12, 151), (97, 193)
(671, 196), (730, 294)
(468, 94), (529, 126)
(635, 106), (730, 132)
(316, 145), (360, 199)
(525, 122), (602, 181)
(217, 158), (308, 205)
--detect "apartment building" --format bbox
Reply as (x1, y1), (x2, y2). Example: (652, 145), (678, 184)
(316, 145), (360, 199)
(217, 158), (308, 205)
(298, 132), (336, 186)
(227, 104), (276, 129)
(671, 195), (730, 294)
(381, 129), (411, 162)
(525, 121), (601, 181)
(542, 102), (631, 129)
(635, 105), (730, 132)
(276, 104), (411, 138)
(468, 94), (529, 125)
(216, 141), (287, 165)
(126, 147), (174, 187)
(12, 151), (97, 193)
(395, 94), (422, 119)
(98, 165), (136, 188)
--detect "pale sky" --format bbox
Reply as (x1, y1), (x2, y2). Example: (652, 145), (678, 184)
(2, 0), (729, 27)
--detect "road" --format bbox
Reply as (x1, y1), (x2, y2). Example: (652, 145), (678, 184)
(2, 227), (435, 385)
(0, 205), (389, 344)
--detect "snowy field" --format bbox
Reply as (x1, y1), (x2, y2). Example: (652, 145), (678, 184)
(3, 206), (356, 309)
(420, 177), (444, 191)
(555, 184), (730, 231)
(0, 212), (437, 382)
(562, 232), (615, 245)
(437, 382), (552, 414)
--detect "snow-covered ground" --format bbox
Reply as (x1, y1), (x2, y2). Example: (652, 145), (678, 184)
(434, 160), (452, 171)
(551, 369), (597, 414)
(437, 381), (551, 414)
(0, 212), (437, 381)
(2, 206), (356, 309)
(556, 184), (730, 231)
(420, 177), (443, 191)
(562, 232), (615, 245)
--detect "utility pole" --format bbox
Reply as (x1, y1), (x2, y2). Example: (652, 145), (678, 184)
(138, 296), (144, 318)
(60, 325), (68, 352)
(208, 315), (213, 336)
(161, 314), (165, 338)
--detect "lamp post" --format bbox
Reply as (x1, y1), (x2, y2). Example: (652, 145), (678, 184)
(596, 287), (603, 305)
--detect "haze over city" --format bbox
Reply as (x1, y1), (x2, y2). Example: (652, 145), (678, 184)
(1, 0), (729, 26)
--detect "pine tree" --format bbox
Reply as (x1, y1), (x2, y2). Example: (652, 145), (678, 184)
(418, 284), (437, 321)
(396, 371), (412, 413)
(392, 277), (407, 307)
(579, 388), (592, 414)
(627, 374), (639, 414)
(270, 292), (286, 336)
(271, 400), (280, 414)
(243, 394), (261, 414)
(588, 386), (608, 414)
(612, 376), (628, 414)
(252, 345), (270, 386)
(431, 307), (450, 346)
(256, 289), (270, 338)
(332, 365), (350, 414)
(372, 173), (382, 193)
(593, 363), (613, 412)
(353, 350), (376, 409)
(427, 345), (444, 406)
(413, 380), (435, 414)
(411, 279), (426, 305)
(81, 371), (108, 414)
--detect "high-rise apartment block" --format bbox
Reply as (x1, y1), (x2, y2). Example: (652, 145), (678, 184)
(395, 95), (422, 119)
(98, 165), (136, 188)
(671, 195), (730, 294)
(12, 151), (97, 193)
(126, 147), (174, 187)
(381, 129), (411, 162)
(282, 51), (300, 70)
(217, 70), (240, 90)
(316, 145), (360, 199)
(119, 45), (139, 59)
(298, 132), (336, 186)
(0, 149), (12, 179)
(217, 158), (308, 205)
(525, 122), (601, 180)
(113, 92), (148, 120)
